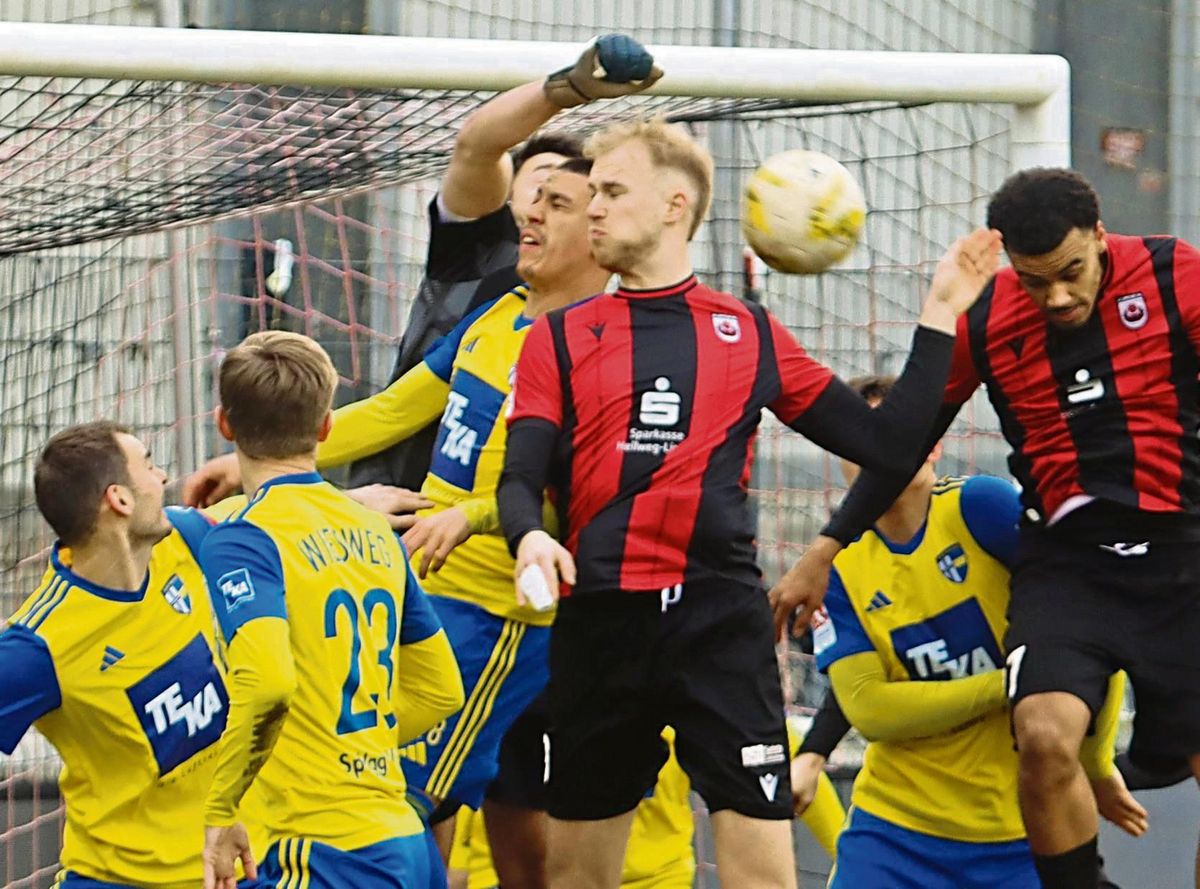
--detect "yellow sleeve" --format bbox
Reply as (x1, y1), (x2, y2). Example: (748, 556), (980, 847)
(457, 496), (501, 536)
(458, 494), (558, 537)
(316, 362), (451, 469)
(392, 628), (465, 745)
(828, 650), (1005, 742)
(799, 773), (846, 860)
(203, 617), (296, 826)
(448, 807), (476, 872)
(1080, 671), (1126, 781)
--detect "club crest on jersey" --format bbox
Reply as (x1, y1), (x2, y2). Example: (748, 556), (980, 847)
(1116, 292), (1148, 330)
(217, 568), (256, 611)
(936, 544), (969, 583)
(160, 574), (191, 614)
(712, 313), (741, 343)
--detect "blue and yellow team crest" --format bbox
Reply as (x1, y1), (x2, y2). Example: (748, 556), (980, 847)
(160, 574), (192, 615)
(936, 543), (968, 583)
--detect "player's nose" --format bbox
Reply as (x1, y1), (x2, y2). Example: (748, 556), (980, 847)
(1045, 281), (1073, 307)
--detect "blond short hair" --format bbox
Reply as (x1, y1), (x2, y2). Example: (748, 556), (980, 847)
(219, 331), (338, 459)
(585, 118), (714, 239)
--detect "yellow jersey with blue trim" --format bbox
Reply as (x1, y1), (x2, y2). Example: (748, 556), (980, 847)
(317, 286), (554, 626)
(198, 472), (455, 851)
(814, 475), (1024, 842)
(0, 507), (225, 888)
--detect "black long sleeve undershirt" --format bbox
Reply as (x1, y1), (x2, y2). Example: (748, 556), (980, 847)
(785, 325), (956, 479)
(821, 401), (963, 546)
(498, 417), (559, 556)
(798, 688), (852, 759)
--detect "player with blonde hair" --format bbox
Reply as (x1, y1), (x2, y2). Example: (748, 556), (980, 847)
(500, 116), (1000, 888)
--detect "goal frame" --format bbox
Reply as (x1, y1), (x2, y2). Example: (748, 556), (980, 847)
(0, 21), (1071, 169)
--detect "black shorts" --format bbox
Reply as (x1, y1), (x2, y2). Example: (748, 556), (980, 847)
(485, 692), (550, 810)
(1005, 522), (1200, 761)
(546, 579), (791, 821)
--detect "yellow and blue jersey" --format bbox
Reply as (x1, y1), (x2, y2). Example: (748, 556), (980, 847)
(319, 286), (554, 627)
(814, 475), (1024, 842)
(0, 508), (225, 889)
(198, 473), (457, 852)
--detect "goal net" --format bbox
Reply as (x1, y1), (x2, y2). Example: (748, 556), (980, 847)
(0, 11), (1070, 889)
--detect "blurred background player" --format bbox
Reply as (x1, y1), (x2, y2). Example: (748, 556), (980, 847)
(812, 374), (1142, 888)
(777, 168), (1200, 889)
(498, 117), (999, 889)
(197, 332), (463, 889)
(0, 421), (226, 889)
(183, 37), (660, 886)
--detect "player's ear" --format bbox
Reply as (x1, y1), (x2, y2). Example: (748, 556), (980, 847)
(102, 481), (134, 519)
(316, 410), (333, 443)
(215, 405), (235, 443)
(928, 441), (945, 464)
(665, 188), (689, 228)
(1095, 220), (1107, 250)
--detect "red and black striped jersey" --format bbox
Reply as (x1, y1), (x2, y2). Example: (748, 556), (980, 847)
(509, 276), (833, 593)
(950, 233), (1200, 521)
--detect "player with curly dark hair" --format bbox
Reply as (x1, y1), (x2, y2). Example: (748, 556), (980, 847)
(778, 166), (1200, 889)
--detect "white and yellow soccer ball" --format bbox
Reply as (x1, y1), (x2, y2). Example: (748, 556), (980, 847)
(742, 150), (867, 275)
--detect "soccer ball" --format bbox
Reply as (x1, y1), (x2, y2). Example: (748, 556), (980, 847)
(742, 150), (866, 275)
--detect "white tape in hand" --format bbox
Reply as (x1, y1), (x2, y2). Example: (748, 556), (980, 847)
(518, 564), (556, 612)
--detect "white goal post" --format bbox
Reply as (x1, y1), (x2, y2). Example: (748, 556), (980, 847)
(0, 21), (1070, 169)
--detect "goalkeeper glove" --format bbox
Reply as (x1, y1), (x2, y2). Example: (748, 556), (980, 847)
(543, 34), (664, 109)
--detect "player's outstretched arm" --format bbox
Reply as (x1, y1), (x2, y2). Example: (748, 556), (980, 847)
(828, 651), (1006, 742)
(442, 34), (661, 220)
(346, 484), (435, 532)
(402, 506), (474, 579)
(774, 235), (996, 479)
(317, 362), (451, 469)
(914, 228), (1002, 334)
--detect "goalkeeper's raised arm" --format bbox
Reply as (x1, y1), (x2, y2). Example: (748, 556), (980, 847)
(442, 33), (662, 221)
